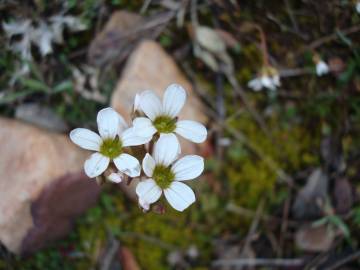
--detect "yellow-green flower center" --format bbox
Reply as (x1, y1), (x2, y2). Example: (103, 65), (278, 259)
(153, 116), (176, 133)
(153, 165), (175, 189)
(100, 137), (122, 159)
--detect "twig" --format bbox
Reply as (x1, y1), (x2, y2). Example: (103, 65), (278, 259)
(190, 0), (199, 26)
(120, 231), (176, 250)
(226, 73), (273, 139)
(99, 237), (120, 270)
(266, 13), (309, 40)
(284, 0), (299, 33)
(279, 67), (313, 77)
(226, 203), (299, 228)
(278, 197), (291, 257)
(308, 24), (360, 49)
(140, 0), (152, 14)
(212, 258), (304, 268)
(215, 72), (225, 161)
(326, 250), (360, 270)
(304, 237), (344, 270)
(240, 199), (265, 259)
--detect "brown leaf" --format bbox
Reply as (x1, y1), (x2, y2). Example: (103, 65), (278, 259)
(295, 224), (335, 252)
(334, 177), (353, 215)
(88, 11), (143, 67)
(88, 11), (172, 67)
(328, 57), (346, 76)
(119, 247), (141, 270)
(292, 168), (328, 220)
(215, 29), (239, 49)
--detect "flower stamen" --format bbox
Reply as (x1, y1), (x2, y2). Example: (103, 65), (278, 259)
(153, 165), (174, 189)
(100, 137), (123, 159)
(153, 116), (176, 133)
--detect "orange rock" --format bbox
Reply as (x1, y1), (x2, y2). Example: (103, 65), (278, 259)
(0, 118), (100, 254)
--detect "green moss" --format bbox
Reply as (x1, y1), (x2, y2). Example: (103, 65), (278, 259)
(225, 113), (319, 208)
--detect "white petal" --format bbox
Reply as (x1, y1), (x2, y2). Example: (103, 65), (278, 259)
(121, 127), (152, 147)
(133, 117), (157, 137)
(139, 197), (150, 211)
(136, 178), (162, 204)
(97, 107), (125, 139)
(134, 93), (141, 112)
(172, 155), (204, 181)
(142, 153), (155, 177)
(139, 90), (162, 121)
(164, 182), (196, 211)
(316, 61), (329, 76)
(69, 128), (102, 151)
(248, 78), (262, 91)
(84, 153), (110, 178)
(108, 172), (123, 183)
(175, 120), (207, 143)
(113, 153), (141, 177)
(261, 76), (275, 90)
(153, 133), (180, 166)
(273, 75), (281, 86)
(162, 84), (187, 118)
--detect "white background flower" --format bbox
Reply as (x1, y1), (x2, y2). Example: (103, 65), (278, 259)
(133, 84), (207, 144)
(70, 107), (150, 178)
(248, 74), (280, 91)
(136, 134), (204, 212)
(316, 60), (329, 76)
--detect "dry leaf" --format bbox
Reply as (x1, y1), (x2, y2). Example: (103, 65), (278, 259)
(195, 26), (226, 54)
(334, 177), (353, 215)
(295, 224), (335, 252)
(292, 168), (328, 220)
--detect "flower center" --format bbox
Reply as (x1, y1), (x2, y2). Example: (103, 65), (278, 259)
(153, 116), (176, 133)
(153, 165), (174, 189)
(100, 137), (123, 159)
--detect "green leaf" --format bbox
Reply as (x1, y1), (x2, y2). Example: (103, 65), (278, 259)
(20, 78), (49, 92)
(329, 215), (350, 239)
(27, 61), (44, 81)
(0, 89), (40, 104)
(312, 216), (329, 227)
(336, 29), (353, 47)
(53, 80), (73, 93)
(338, 60), (356, 85)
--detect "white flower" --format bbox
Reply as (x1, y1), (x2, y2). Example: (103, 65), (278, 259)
(136, 134), (204, 211)
(70, 107), (151, 178)
(132, 84), (207, 144)
(316, 60), (329, 76)
(248, 68), (281, 91)
(356, 1), (360, 14)
(107, 172), (124, 183)
(247, 77), (263, 91)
